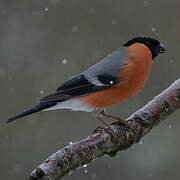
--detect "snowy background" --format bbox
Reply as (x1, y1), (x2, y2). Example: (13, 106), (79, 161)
(1, 0), (180, 179)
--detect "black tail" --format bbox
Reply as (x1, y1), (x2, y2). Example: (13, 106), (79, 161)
(7, 102), (57, 123)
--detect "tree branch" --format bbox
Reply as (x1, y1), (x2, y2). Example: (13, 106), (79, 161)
(28, 79), (180, 180)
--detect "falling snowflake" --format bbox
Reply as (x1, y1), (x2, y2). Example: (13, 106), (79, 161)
(168, 125), (172, 129)
(72, 26), (78, 32)
(62, 59), (68, 64)
(152, 27), (156, 32)
(112, 19), (117, 25)
(40, 90), (44, 95)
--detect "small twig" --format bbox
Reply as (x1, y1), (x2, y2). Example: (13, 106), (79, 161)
(28, 79), (180, 180)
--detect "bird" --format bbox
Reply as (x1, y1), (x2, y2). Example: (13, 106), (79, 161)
(8, 37), (166, 135)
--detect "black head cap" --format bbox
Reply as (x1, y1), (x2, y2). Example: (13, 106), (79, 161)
(124, 37), (166, 59)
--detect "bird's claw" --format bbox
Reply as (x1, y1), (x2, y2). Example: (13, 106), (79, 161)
(93, 126), (119, 143)
(111, 120), (135, 134)
(93, 126), (105, 134)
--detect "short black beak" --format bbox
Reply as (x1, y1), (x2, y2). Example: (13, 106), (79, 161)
(159, 43), (166, 53)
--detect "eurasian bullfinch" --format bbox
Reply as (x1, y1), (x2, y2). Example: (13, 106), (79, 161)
(8, 37), (166, 133)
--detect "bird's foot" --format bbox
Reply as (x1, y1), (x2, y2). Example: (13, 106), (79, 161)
(103, 126), (119, 142)
(111, 120), (135, 133)
(92, 126), (119, 142)
(100, 110), (135, 133)
(93, 126), (104, 134)
(94, 115), (120, 142)
(94, 125), (119, 142)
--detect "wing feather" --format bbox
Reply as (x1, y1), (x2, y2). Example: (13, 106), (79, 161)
(40, 46), (128, 103)
(40, 75), (108, 103)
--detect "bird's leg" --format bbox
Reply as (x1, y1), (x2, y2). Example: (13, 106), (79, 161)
(93, 112), (119, 141)
(101, 110), (128, 125)
(100, 110), (134, 131)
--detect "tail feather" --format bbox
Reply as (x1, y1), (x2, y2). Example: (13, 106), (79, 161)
(7, 102), (57, 123)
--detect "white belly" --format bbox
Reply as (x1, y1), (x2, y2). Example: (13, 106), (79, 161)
(43, 98), (94, 112)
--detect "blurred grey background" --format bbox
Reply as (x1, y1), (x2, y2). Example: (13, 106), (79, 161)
(0, 0), (180, 179)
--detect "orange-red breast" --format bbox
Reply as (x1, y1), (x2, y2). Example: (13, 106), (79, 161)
(8, 37), (166, 130)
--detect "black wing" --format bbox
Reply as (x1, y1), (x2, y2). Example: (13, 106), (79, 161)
(40, 74), (119, 103)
